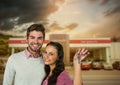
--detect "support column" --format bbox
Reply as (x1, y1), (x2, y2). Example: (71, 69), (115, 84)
(106, 47), (110, 63)
(11, 48), (15, 54)
(49, 34), (70, 65)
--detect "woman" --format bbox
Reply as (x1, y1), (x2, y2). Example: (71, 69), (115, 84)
(42, 41), (89, 85)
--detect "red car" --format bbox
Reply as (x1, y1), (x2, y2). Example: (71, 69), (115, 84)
(81, 61), (91, 70)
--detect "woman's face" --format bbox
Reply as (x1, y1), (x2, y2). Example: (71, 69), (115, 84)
(43, 45), (58, 66)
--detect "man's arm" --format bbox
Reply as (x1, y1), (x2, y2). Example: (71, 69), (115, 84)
(3, 56), (15, 85)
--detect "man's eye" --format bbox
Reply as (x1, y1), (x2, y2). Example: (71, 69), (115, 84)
(38, 37), (43, 40)
(30, 36), (34, 39)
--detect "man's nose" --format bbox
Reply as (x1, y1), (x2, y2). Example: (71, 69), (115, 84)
(34, 38), (39, 43)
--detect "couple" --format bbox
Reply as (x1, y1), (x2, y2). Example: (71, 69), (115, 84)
(3, 24), (89, 85)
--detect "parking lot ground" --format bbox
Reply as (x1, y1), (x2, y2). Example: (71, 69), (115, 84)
(65, 66), (120, 85)
(65, 66), (120, 77)
(0, 66), (120, 85)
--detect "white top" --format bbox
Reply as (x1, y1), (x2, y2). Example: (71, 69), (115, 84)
(3, 51), (46, 85)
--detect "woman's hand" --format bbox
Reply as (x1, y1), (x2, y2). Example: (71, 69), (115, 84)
(73, 48), (90, 64)
(73, 48), (89, 85)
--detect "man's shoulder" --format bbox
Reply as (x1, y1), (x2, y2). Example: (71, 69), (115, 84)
(13, 51), (25, 55)
(6, 51), (25, 63)
(9, 51), (25, 58)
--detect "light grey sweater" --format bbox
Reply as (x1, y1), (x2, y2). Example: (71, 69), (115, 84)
(3, 51), (46, 85)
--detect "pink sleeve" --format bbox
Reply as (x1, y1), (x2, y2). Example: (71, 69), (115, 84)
(56, 71), (73, 85)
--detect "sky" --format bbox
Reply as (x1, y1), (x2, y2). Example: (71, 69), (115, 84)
(0, 0), (120, 40)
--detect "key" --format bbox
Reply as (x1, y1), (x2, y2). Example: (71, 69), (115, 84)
(77, 54), (81, 64)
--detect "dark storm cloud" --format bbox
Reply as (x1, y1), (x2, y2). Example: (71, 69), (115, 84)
(88, 0), (109, 5)
(103, 0), (120, 32)
(0, 0), (65, 30)
(103, 0), (120, 16)
(104, 6), (120, 17)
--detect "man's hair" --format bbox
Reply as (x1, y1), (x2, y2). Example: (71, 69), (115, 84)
(26, 24), (45, 39)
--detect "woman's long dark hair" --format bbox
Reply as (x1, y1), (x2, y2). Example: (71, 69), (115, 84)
(42, 41), (65, 85)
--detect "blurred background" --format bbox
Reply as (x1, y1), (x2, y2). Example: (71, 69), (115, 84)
(0, 0), (120, 85)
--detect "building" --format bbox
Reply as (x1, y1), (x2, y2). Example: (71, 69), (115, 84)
(8, 34), (120, 65)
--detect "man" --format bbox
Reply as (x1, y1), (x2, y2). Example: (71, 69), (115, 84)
(3, 24), (46, 85)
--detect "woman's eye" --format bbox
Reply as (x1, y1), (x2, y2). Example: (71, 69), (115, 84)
(42, 51), (55, 56)
(49, 53), (53, 55)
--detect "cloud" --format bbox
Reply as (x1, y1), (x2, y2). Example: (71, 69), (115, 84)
(66, 23), (78, 30)
(104, 6), (120, 17)
(88, 0), (109, 5)
(85, 0), (120, 39)
(46, 22), (78, 33)
(103, 0), (120, 17)
(46, 21), (64, 33)
(85, 17), (120, 38)
(0, 0), (65, 30)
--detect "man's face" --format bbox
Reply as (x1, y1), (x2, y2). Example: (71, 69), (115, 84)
(26, 30), (44, 54)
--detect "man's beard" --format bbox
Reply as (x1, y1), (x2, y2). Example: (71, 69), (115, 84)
(29, 44), (41, 52)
